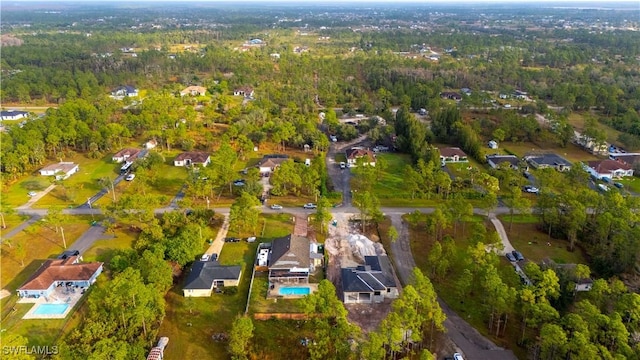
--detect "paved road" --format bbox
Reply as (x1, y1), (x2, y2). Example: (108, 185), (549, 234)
(0, 216), (42, 240)
(68, 224), (113, 255)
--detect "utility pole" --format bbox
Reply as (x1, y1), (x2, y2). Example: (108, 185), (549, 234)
(61, 227), (67, 249)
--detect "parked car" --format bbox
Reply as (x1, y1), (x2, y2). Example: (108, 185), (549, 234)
(339, 162), (346, 169)
(505, 252), (517, 262)
(246, 236), (256, 243)
(211, 253), (218, 261)
(523, 171), (531, 179)
(28, 191), (37, 197)
(523, 185), (539, 194)
(453, 353), (464, 360)
(329, 135), (338, 142)
(270, 204), (283, 210)
(512, 250), (525, 261)
(303, 203), (317, 209)
(224, 237), (240, 243)
(125, 174), (136, 181)
(233, 179), (245, 186)
(200, 254), (211, 261)
(614, 182), (624, 189)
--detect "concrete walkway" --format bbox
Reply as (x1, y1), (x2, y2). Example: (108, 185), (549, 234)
(203, 213), (229, 258)
(16, 184), (56, 210)
(489, 215), (515, 255)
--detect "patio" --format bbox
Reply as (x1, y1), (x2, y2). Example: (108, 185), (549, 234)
(21, 284), (85, 319)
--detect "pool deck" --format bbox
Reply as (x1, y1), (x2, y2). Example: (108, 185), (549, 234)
(20, 286), (84, 319)
(267, 283), (318, 299)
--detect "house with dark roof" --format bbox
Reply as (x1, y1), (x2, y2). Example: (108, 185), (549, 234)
(345, 148), (376, 167)
(342, 255), (399, 304)
(268, 234), (311, 283)
(486, 154), (520, 169)
(110, 85), (139, 100)
(585, 159), (633, 180)
(609, 153), (640, 166)
(1, 110), (29, 121)
(174, 151), (211, 167)
(112, 148), (141, 163)
(233, 86), (254, 98)
(524, 153), (572, 171)
(183, 260), (242, 297)
(439, 147), (468, 164)
(17, 256), (103, 299)
(257, 154), (289, 175)
(180, 86), (207, 97)
(440, 92), (462, 101)
(39, 162), (79, 180)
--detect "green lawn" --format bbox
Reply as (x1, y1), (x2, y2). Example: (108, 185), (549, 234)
(502, 220), (587, 265)
(567, 112), (624, 147)
(500, 141), (599, 163)
(33, 154), (121, 208)
(616, 177), (640, 193)
(2, 176), (52, 208)
(81, 227), (138, 263)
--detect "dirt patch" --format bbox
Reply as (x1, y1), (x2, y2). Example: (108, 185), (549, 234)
(325, 213), (391, 333)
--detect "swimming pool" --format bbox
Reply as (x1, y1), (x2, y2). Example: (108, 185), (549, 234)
(278, 286), (311, 296)
(33, 303), (69, 315)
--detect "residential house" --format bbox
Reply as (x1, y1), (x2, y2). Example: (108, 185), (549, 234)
(342, 255), (399, 304)
(39, 162), (79, 180)
(17, 256), (103, 299)
(110, 85), (139, 100)
(1, 110), (29, 121)
(609, 153), (640, 166)
(233, 87), (254, 98)
(112, 148), (141, 163)
(183, 260), (242, 297)
(440, 92), (462, 101)
(575, 279), (594, 292)
(268, 234), (311, 284)
(256, 154), (289, 175)
(575, 136), (608, 155)
(439, 147), (468, 165)
(345, 147), (376, 167)
(180, 86), (207, 97)
(524, 153), (572, 171)
(486, 154), (519, 169)
(173, 151), (211, 167)
(144, 139), (158, 149)
(585, 159), (634, 180)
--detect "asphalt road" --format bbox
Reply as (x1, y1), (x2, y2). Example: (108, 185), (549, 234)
(68, 224), (113, 255)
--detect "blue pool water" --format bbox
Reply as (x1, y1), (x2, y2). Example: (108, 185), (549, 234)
(278, 287), (311, 296)
(33, 303), (69, 315)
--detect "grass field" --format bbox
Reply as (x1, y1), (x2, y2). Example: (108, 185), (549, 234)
(500, 141), (599, 163)
(567, 112), (624, 147)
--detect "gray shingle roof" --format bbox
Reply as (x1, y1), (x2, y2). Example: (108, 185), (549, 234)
(269, 234), (310, 270)
(342, 256), (397, 292)
(183, 261), (241, 290)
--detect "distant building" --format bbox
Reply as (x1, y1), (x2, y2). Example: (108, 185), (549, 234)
(180, 86), (207, 97)
(524, 153), (572, 171)
(256, 154), (289, 175)
(110, 85), (139, 100)
(585, 159), (634, 180)
(439, 147), (468, 164)
(440, 92), (462, 101)
(174, 152), (211, 167)
(39, 162), (79, 180)
(112, 148), (141, 163)
(486, 154), (519, 169)
(233, 86), (254, 98)
(345, 148), (376, 167)
(0, 110), (29, 121)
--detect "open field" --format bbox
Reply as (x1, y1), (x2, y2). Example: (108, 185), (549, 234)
(499, 217), (587, 265)
(567, 112), (624, 147)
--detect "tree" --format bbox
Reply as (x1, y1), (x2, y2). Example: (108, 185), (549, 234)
(229, 192), (261, 235)
(15, 240), (27, 267)
(503, 186), (531, 232)
(388, 225), (398, 243)
(228, 316), (254, 360)
(353, 190), (382, 233)
(0, 333), (35, 360)
(314, 197), (332, 234)
(539, 323), (567, 360)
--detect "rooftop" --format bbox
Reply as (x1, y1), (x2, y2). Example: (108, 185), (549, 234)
(175, 151), (210, 163)
(439, 147), (467, 157)
(19, 256), (103, 291)
(587, 159), (632, 173)
(269, 234), (310, 270)
(183, 260), (242, 290)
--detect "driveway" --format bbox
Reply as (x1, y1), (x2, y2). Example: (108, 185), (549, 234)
(68, 224), (114, 255)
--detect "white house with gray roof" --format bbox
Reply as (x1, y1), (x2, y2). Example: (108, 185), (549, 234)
(341, 256), (399, 304)
(183, 260), (242, 297)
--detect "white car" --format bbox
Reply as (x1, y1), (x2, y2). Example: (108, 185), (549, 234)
(339, 162), (346, 169)
(200, 254), (210, 261)
(523, 185), (539, 194)
(125, 174), (136, 181)
(28, 191), (38, 197)
(270, 204), (283, 210)
(303, 203), (317, 209)
(453, 353), (464, 360)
